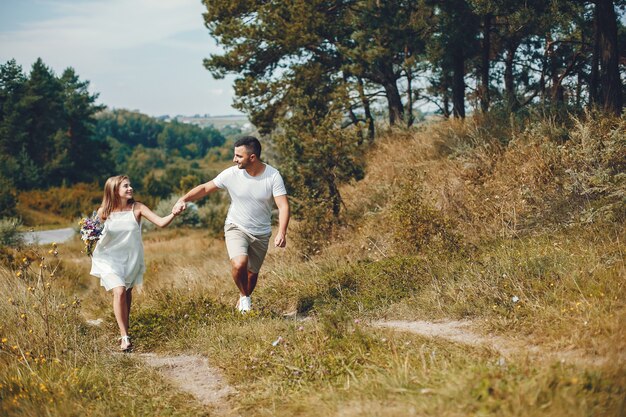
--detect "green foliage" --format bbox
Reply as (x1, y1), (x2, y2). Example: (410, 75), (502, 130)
(94, 110), (226, 163)
(0, 218), (23, 247)
(142, 196), (203, 231)
(0, 174), (17, 218)
(273, 90), (365, 254)
(0, 59), (110, 189)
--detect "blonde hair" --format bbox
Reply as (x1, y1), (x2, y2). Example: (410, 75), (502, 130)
(99, 175), (133, 221)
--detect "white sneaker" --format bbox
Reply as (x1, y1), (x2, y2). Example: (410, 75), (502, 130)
(239, 296), (251, 313)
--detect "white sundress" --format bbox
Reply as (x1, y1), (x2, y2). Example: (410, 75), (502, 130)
(90, 207), (145, 291)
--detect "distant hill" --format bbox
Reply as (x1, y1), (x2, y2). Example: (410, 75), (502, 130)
(172, 114), (253, 132)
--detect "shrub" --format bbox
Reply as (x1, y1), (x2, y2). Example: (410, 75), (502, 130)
(142, 195), (202, 231)
(0, 217), (24, 247)
(390, 181), (460, 254)
(0, 175), (17, 218)
(18, 183), (102, 220)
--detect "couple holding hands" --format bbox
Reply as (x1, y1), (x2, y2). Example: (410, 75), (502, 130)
(89, 136), (290, 351)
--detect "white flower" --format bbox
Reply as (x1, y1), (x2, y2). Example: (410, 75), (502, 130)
(511, 296), (519, 303)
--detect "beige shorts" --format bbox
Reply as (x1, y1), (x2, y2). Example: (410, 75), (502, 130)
(224, 223), (271, 273)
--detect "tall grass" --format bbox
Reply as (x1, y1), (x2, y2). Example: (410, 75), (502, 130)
(0, 241), (213, 416)
(2, 111), (624, 416)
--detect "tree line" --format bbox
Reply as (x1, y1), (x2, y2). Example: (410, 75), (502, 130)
(203, 0), (624, 132)
(201, 0), (624, 244)
(0, 58), (228, 217)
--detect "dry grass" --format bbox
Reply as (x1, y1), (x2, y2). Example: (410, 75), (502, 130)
(2, 111), (624, 416)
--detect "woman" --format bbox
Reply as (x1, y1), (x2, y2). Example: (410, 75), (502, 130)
(90, 175), (178, 351)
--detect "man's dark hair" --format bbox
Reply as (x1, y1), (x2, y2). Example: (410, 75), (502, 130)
(234, 136), (262, 159)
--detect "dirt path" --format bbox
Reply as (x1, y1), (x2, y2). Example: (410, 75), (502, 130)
(372, 320), (614, 367)
(140, 353), (238, 416)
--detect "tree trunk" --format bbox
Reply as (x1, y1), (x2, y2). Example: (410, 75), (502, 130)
(382, 78), (404, 125)
(504, 41), (519, 111)
(357, 77), (375, 142)
(451, 46), (465, 118)
(327, 173), (342, 219)
(547, 35), (564, 103)
(596, 0), (623, 115)
(480, 13), (492, 113)
(406, 68), (414, 127)
(589, 3), (600, 105)
(442, 71), (451, 118)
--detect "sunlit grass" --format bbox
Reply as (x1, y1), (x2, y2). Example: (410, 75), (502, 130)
(2, 112), (624, 416)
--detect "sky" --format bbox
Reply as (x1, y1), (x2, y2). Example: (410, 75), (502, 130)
(0, 0), (241, 117)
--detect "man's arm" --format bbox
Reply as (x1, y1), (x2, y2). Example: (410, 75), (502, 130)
(173, 181), (219, 214)
(273, 194), (290, 247)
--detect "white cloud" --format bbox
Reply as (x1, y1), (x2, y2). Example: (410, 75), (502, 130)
(3, 0), (206, 51)
(0, 0), (240, 116)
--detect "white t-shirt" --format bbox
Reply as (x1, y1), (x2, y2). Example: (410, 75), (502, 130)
(213, 164), (287, 235)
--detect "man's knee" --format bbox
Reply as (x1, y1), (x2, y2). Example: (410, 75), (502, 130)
(231, 256), (248, 272)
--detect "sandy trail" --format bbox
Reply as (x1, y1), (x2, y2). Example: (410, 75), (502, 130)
(372, 320), (616, 367)
(140, 353), (238, 416)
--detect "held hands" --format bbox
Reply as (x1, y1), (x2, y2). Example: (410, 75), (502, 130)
(172, 200), (186, 216)
(274, 232), (287, 248)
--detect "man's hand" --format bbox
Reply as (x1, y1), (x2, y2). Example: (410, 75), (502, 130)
(274, 232), (287, 248)
(172, 200), (186, 215)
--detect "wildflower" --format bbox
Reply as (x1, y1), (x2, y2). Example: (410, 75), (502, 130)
(511, 296), (519, 303)
(271, 336), (284, 346)
(22, 257), (27, 263)
(78, 212), (103, 257)
(16, 271), (22, 277)
(8, 298), (15, 305)
(1, 338), (7, 343)
(20, 313), (26, 319)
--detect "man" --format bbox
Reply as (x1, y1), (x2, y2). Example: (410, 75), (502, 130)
(173, 136), (289, 313)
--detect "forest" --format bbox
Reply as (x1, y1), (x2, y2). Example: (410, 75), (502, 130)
(200, 0), (625, 240)
(0, 59), (234, 219)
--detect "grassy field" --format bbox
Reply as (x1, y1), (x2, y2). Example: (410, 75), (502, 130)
(1, 111), (624, 416)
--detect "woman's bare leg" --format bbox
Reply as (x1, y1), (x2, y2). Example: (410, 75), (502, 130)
(112, 286), (130, 349)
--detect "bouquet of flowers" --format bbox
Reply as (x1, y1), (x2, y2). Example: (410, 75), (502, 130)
(78, 212), (103, 257)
